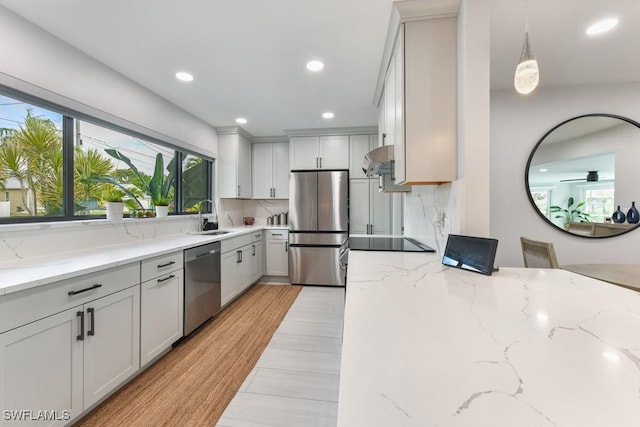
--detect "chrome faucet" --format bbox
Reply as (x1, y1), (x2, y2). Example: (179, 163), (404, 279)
(198, 199), (217, 231)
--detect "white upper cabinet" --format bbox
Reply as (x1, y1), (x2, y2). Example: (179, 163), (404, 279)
(381, 18), (457, 186)
(252, 142), (289, 199)
(218, 130), (252, 198)
(349, 134), (377, 179)
(290, 136), (349, 170)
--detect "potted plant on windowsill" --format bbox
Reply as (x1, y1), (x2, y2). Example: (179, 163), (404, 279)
(154, 196), (170, 218)
(550, 197), (591, 229)
(102, 186), (126, 221)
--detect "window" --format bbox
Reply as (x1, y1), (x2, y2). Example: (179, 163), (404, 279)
(530, 190), (550, 218)
(583, 186), (615, 223)
(0, 92), (213, 222)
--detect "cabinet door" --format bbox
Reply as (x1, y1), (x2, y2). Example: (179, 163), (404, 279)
(393, 26), (405, 183)
(266, 239), (289, 276)
(378, 94), (386, 147)
(83, 286), (140, 409)
(252, 143), (274, 199)
(370, 180), (391, 235)
(349, 179), (370, 235)
(238, 245), (254, 292)
(273, 143), (290, 198)
(140, 271), (184, 367)
(349, 135), (372, 179)
(0, 309), (83, 425)
(319, 136), (349, 169)
(218, 133), (239, 198)
(237, 134), (252, 198)
(251, 240), (264, 283)
(290, 137), (319, 170)
(384, 51), (396, 150)
(221, 250), (240, 306)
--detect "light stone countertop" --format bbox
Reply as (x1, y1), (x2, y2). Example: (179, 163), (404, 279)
(0, 225), (287, 296)
(338, 250), (640, 427)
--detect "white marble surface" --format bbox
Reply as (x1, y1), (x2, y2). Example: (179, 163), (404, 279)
(338, 251), (640, 427)
(0, 225), (273, 296)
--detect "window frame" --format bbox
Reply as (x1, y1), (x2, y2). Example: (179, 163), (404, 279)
(0, 87), (214, 224)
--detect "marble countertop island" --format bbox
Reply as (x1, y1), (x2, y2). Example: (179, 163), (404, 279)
(338, 251), (640, 426)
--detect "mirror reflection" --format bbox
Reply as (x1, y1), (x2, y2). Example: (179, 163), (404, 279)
(526, 114), (640, 238)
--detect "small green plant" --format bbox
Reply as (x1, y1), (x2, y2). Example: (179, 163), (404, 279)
(153, 196), (170, 207)
(550, 197), (591, 225)
(102, 186), (125, 203)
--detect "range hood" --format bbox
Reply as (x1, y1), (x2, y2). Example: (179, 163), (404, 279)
(362, 145), (394, 177)
(362, 145), (411, 192)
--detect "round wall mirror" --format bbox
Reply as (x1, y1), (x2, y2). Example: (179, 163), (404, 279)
(525, 114), (640, 238)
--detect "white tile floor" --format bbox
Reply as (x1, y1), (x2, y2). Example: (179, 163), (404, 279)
(217, 286), (345, 427)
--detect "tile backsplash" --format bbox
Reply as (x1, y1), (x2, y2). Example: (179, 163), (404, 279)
(219, 199), (289, 227)
(403, 182), (460, 254)
(0, 216), (200, 263)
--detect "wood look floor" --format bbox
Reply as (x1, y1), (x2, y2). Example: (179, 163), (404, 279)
(75, 284), (302, 427)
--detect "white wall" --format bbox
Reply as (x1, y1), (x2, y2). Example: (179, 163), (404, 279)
(491, 82), (640, 267)
(0, 6), (218, 157)
(456, 0), (491, 236)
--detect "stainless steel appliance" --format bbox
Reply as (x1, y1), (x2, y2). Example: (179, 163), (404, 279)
(289, 170), (349, 286)
(183, 241), (221, 336)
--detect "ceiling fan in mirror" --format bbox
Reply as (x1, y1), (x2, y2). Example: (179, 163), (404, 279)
(560, 171), (599, 183)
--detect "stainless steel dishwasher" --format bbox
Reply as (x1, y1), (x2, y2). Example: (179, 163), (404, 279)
(184, 241), (221, 336)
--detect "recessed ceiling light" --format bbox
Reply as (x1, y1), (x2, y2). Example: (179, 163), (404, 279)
(175, 71), (194, 82)
(306, 60), (324, 72)
(586, 18), (618, 36)
(539, 168), (548, 172)
(322, 112), (334, 119)
(235, 117), (247, 124)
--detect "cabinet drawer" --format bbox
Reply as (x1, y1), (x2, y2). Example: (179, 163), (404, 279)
(141, 251), (184, 283)
(221, 234), (253, 253)
(0, 263), (140, 334)
(266, 230), (288, 240)
(251, 231), (263, 243)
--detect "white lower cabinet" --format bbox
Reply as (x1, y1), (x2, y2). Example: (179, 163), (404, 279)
(0, 285), (140, 426)
(265, 230), (289, 276)
(83, 286), (140, 409)
(140, 271), (183, 367)
(0, 308), (82, 426)
(250, 237), (264, 283)
(221, 232), (262, 307)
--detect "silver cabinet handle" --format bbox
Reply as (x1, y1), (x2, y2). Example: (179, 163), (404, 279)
(77, 311), (84, 341)
(68, 283), (102, 296)
(237, 185), (240, 197)
(285, 241), (288, 252)
(87, 307), (95, 336)
(316, 157), (319, 168)
(157, 261), (175, 269)
(158, 274), (176, 283)
(237, 250), (242, 263)
(319, 157), (322, 169)
(271, 233), (283, 236)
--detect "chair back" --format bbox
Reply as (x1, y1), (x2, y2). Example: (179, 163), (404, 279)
(520, 237), (559, 269)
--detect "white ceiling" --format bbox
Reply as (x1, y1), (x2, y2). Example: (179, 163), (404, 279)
(0, 0), (638, 137)
(490, 0), (640, 90)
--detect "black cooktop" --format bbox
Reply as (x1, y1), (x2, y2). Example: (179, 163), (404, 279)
(349, 237), (436, 252)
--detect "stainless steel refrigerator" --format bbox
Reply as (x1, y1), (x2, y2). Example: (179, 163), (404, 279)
(289, 170), (349, 286)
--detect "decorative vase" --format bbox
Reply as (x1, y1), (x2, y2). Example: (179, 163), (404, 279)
(155, 205), (169, 218)
(626, 201), (640, 224)
(612, 206), (625, 223)
(106, 202), (124, 221)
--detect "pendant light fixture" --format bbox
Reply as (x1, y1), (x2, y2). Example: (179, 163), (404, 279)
(514, 1), (539, 95)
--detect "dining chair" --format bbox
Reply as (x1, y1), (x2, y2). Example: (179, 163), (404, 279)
(520, 237), (559, 269)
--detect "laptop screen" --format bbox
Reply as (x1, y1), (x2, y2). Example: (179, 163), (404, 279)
(442, 234), (499, 276)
